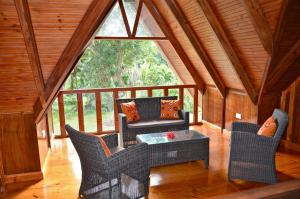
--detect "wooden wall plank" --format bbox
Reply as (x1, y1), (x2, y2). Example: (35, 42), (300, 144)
(0, 112), (41, 175)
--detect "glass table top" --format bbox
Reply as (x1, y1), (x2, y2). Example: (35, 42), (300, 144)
(136, 130), (208, 145)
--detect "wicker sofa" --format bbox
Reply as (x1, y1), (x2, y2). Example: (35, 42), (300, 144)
(116, 96), (189, 148)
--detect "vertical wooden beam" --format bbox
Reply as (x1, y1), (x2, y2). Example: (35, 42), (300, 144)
(144, 0), (205, 94)
(113, 91), (119, 132)
(164, 88), (169, 96)
(131, 90), (136, 98)
(132, 0), (143, 37)
(179, 87), (184, 109)
(221, 89), (227, 133)
(118, 0), (131, 36)
(197, 0), (257, 103)
(193, 87), (199, 124)
(95, 92), (103, 133)
(148, 89), (153, 97)
(166, 0), (226, 98)
(286, 82), (296, 142)
(241, 0), (273, 55)
(57, 93), (66, 137)
(14, 0), (45, 102)
(77, 93), (84, 132)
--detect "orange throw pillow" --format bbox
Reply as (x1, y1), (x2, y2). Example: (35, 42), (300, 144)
(120, 101), (140, 123)
(160, 100), (180, 119)
(99, 136), (111, 157)
(257, 116), (277, 137)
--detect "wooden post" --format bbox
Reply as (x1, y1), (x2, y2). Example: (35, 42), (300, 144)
(164, 88), (169, 96)
(193, 87), (198, 124)
(221, 90), (227, 133)
(77, 93), (85, 132)
(131, 90), (136, 98)
(179, 87), (184, 109)
(95, 92), (103, 133)
(287, 82), (296, 142)
(148, 89), (153, 97)
(58, 93), (66, 137)
(113, 91), (119, 132)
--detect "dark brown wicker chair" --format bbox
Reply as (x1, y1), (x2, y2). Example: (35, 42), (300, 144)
(65, 125), (150, 199)
(228, 109), (288, 184)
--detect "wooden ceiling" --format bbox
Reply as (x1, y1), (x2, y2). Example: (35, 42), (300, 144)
(0, 0), (299, 117)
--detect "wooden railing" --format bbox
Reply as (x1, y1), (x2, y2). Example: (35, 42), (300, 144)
(54, 84), (200, 137)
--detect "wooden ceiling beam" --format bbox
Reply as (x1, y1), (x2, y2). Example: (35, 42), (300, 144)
(144, 0), (205, 94)
(118, 0), (131, 37)
(266, 39), (300, 91)
(241, 0), (273, 55)
(14, 0), (45, 102)
(35, 0), (116, 122)
(166, 0), (225, 98)
(197, 0), (258, 104)
(258, 0), (290, 103)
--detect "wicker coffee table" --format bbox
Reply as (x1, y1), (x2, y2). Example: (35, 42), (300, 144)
(136, 130), (209, 168)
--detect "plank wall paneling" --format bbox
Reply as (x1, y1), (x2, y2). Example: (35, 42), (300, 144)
(202, 86), (223, 127)
(0, 112), (41, 175)
(225, 89), (257, 130)
(28, 0), (93, 82)
(0, 0), (38, 113)
(36, 115), (51, 170)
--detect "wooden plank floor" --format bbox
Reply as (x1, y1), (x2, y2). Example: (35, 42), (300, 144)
(5, 124), (300, 198)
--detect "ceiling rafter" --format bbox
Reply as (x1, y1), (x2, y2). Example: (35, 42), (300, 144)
(266, 39), (300, 91)
(197, 0), (258, 104)
(132, 0), (143, 37)
(35, 0), (116, 122)
(143, 0), (205, 94)
(241, 0), (273, 55)
(118, 0), (131, 37)
(14, 0), (45, 103)
(166, 0), (225, 98)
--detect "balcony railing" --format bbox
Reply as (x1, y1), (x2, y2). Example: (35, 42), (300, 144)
(52, 84), (201, 138)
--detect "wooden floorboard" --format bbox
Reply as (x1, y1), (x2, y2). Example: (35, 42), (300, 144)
(5, 124), (300, 198)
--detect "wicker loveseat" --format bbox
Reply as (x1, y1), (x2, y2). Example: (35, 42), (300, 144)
(116, 96), (189, 148)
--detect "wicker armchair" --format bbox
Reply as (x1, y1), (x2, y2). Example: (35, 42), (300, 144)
(65, 125), (150, 199)
(228, 109), (288, 184)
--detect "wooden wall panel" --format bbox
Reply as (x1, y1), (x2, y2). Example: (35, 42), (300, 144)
(202, 87), (223, 127)
(0, 112), (40, 175)
(177, 0), (243, 90)
(153, 0), (214, 85)
(225, 89), (257, 130)
(28, 0), (93, 82)
(210, 0), (269, 92)
(36, 115), (50, 170)
(0, 0), (38, 113)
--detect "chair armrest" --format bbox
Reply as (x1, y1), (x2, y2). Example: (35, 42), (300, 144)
(179, 110), (189, 123)
(102, 133), (118, 149)
(108, 143), (150, 180)
(231, 122), (260, 134)
(230, 131), (276, 155)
